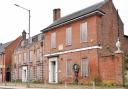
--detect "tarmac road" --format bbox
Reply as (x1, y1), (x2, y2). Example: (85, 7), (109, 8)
(0, 88), (14, 89)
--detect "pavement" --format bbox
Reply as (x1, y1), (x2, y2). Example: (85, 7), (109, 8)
(0, 83), (126, 89)
(0, 86), (44, 89)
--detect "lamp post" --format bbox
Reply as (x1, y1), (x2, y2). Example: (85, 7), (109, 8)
(14, 4), (31, 87)
(14, 4), (30, 38)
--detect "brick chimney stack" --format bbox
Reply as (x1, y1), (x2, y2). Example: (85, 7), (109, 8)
(53, 8), (61, 21)
(22, 30), (26, 40)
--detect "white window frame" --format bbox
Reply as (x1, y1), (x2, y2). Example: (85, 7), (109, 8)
(66, 27), (72, 45)
(80, 22), (88, 42)
(51, 32), (56, 48)
(23, 52), (28, 63)
(30, 51), (33, 62)
(18, 54), (22, 64)
(81, 58), (89, 77)
(36, 49), (40, 61)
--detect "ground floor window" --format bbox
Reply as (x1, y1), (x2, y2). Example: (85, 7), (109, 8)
(66, 59), (72, 77)
(81, 58), (89, 77)
(37, 66), (40, 80)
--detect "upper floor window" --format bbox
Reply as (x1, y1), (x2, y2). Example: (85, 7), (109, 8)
(23, 52), (28, 63)
(30, 51), (33, 62)
(66, 27), (72, 45)
(81, 58), (89, 77)
(80, 22), (87, 42)
(18, 54), (22, 64)
(36, 49), (40, 61)
(51, 32), (56, 48)
(14, 55), (18, 64)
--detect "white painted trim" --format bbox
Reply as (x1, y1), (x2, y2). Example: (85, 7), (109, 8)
(43, 11), (105, 32)
(49, 57), (58, 83)
(44, 45), (102, 57)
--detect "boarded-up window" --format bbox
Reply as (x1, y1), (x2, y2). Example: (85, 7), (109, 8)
(66, 59), (72, 77)
(81, 58), (89, 76)
(66, 27), (72, 45)
(51, 32), (56, 48)
(80, 22), (87, 42)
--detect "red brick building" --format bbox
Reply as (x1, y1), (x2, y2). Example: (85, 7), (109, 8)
(42, 0), (128, 85)
(0, 36), (22, 82)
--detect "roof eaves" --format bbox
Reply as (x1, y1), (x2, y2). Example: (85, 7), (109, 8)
(42, 10), (105, 32)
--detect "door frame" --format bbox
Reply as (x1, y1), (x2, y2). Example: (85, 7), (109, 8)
(49, 57), (58, 83)
(22, 66), (28, 82)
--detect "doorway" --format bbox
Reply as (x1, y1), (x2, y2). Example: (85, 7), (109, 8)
(6, 72), (10, 82)
(6, 67), (11, 82)
(49, 57), (58, 83)
(22, 66), (27, 82)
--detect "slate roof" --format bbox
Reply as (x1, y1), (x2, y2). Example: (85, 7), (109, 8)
(0, 42), (12, 54)
(42, 0), (108, 32)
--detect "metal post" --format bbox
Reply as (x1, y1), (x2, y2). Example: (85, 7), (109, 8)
(28, 10), (30, 38)
(14, 4), (31, 88)
(27, 9), (31, 88)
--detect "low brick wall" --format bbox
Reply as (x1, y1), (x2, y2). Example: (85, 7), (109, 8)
(99, 53), (124, 85)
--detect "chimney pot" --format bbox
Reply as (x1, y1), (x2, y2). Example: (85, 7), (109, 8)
(53, 8), (61, 21)
(22, 30), (26, 40)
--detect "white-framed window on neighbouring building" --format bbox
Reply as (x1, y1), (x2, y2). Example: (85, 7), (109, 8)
(36, 49), (40, 61)
(30, 67), (33, 80)
(19, 67), (22, 79)
(39, 48), (42, 61)
(23, 52), (28, 63)
(80, 22), (87, 42)
(30, 51), (33, 62)
(18, 54), (22, 64)
(14, 55), (16, 64)
(36, 66), (40, 80)
(51, 32), (56, 48)
(66, 27), (72, 45)
(66, 59), (72, 77)
(14, 55), (18, 64)
(81, 58), (89, 77)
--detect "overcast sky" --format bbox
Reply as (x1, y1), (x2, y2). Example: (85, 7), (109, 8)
(0, 0), (127, 43)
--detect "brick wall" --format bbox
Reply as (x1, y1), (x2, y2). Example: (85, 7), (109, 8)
(97, 1), (125, 56)
(99, 52), (123, 85)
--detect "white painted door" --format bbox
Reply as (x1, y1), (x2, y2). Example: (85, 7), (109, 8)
(22, 66), (27, 82)
(49, 57), (58, 83)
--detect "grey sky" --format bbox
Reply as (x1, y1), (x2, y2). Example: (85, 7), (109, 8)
(0, 0), (127, 43)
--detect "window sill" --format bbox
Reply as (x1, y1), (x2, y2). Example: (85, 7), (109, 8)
(65, 44), (72, 47)
(80, 41), (88, 44)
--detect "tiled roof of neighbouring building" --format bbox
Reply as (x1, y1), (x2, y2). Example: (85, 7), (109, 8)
(0, 42), (12, 54)
(42, 0), (109, 32)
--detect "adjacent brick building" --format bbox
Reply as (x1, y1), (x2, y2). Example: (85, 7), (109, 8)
(12, 31), (43, 82)
(0, 36), (22, 82)
(42, 0), (128, 85)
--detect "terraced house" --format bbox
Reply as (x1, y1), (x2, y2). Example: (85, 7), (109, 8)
(12, 31), (43, 82)
(0, 36), (22, 82)
(42, 0), (128, 85)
